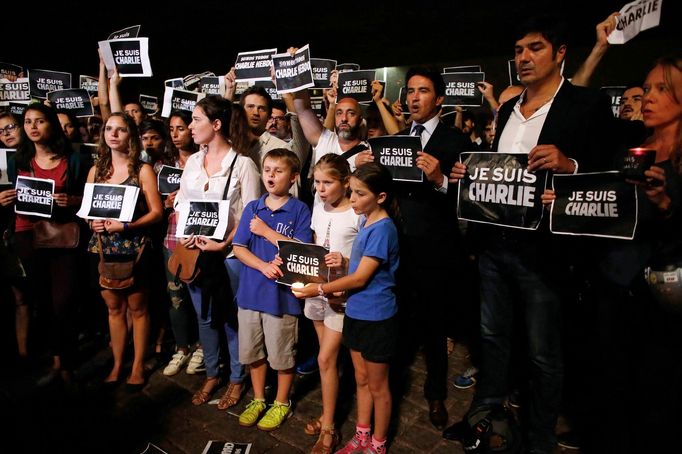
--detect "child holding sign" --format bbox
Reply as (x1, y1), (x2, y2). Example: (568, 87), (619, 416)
(233, 148), (312, 431)
(293, 162), (399, 454)
(302, 153), (360, 453)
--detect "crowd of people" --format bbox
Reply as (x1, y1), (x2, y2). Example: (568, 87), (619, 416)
(1, 12), (681, 454)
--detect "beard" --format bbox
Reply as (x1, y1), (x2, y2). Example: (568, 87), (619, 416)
(336, 123), (359, 140)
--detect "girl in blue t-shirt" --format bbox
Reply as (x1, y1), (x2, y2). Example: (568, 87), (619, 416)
(293, 162), (399, 454)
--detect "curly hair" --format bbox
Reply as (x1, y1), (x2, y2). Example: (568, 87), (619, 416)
(95, 112), (142, 183)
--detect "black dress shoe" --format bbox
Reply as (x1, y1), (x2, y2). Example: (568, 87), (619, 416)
(428, 399), (448, 430)
(125, 382), (146, 393)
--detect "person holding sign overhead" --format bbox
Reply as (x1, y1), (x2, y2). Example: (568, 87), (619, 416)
(394, 66), (471, 431)
(175, 96), (260, 409)
(3, 103), (86, 386)
(86, 112), (163, 391)
(447, 15), (616, 453)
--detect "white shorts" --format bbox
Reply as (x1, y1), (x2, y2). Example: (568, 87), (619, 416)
(304, 297), (344, 333)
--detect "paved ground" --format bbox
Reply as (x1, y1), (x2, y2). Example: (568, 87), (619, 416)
(2, 338), (480, 454)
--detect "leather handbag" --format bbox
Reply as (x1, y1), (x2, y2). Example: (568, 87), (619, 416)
(167, 243), (201, 284)
(33, 220), (80, 249)
(97, 234), (146, 290)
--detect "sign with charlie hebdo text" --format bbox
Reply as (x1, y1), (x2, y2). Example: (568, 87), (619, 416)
(0, 62), (23, 80)
(15, 176), (54, 218)
(157, 165), (183, 195)
(442, 72), (485, 107)
(28, 69), (71, 99)
(175, 200), (230, 240)
(202, 440), (252, 454)
(161, 87), (205, 118)
(108, 25), (141, 40)
(337, 70), (376, 104)
(0, 78), (30, 106)
(234, 49), (277, 82)
(254, 80), (281, 100)
(98, 38), (152, 77)
(368, 135), (423, 183)
(47, 88), (94, 117)
(457, 152), (547, 230)
(79, 75), (98, 94)
(608, 0), (662, 44)
(550, 171), (638, 240)
(601, 86), (626, 117)
(139, 94), (158, 115)
(311, 58), (337, 89)
(273, 45), (315, 93)
(276, 240), (329, 287)
(200, 76), (225, 95)
(78, 183), (139, 221)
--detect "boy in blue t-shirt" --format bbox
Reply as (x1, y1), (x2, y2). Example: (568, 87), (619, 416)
(233, 148), (312, 431)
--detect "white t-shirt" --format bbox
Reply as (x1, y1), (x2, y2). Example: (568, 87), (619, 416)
(313, 128), (368, 172)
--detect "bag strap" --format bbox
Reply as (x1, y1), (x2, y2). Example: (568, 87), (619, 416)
(221, 152), (239, 201)
(339, 143), (369, 161)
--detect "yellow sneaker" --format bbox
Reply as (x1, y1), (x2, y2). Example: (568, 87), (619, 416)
(256, 400), (292, 431)
(238, 398), (267, 427)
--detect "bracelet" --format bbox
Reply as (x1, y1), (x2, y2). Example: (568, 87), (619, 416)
(317, 283), (325, 297)
(123, 222), (129, 232)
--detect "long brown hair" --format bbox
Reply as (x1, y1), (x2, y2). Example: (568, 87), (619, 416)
(95, 112), (142, 183)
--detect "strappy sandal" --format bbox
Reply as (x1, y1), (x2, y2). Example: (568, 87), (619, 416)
(311, 425), (339, 454)
(217, 382), (243, 410)
(304, 417), (323, 435)
(191, 377), (219, 406)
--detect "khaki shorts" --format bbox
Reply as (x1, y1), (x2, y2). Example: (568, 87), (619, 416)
(304, 297), (344, 333)
(238, 308), (298, 370)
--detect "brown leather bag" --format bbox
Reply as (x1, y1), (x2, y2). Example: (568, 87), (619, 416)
(167, 243), (201, 284)
(97, 234), (146, 290)
(33, 220), (80, 249)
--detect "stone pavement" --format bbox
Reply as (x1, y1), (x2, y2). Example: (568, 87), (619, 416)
(1, 341), (477, 454)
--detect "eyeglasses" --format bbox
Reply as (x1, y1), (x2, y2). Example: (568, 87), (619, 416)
(270, 116), (287, 123)
(0, 123), (18, 135)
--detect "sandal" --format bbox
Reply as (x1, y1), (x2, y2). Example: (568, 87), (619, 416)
(304, 417), (323, 435)
(311, 425), (339, 454)
(191, 377), (219, 406)
(217, 382), (243, 410)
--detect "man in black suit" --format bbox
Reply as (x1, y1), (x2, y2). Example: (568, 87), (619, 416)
(392, 67), (471, 430)
(446, 16), (615, 453)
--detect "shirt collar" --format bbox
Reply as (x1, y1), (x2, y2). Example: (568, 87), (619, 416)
(411, 114), (440, 135)
(515, 77), (565, 112)
(255, 193), (294, 213)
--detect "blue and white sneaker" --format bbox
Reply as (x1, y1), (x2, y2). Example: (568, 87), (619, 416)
(452, 366), (478, 389)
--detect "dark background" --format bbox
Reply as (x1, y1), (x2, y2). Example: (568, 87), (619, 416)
(5, 0), (680, 103)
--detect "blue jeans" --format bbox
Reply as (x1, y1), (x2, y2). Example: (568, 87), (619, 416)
(475, 243), (563, 453)
(188, 257), (245, 383)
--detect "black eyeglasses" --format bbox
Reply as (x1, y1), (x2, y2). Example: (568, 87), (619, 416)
(0, 123), (18, 135)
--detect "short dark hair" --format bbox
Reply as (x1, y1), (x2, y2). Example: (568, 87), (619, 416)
(262, 148), (301, 174)
(271, 100), (287, 114)
(514, 14), (568, 56)
(240, 86), (273, 114)
(405, 66), (445, 98)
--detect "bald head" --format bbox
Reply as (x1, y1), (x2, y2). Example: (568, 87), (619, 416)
(335, 97), (362, 140)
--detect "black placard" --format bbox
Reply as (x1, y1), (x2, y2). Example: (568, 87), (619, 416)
(234, 49), (276, 82)
(336, 63), (360, 73)
(253, 81), (281, 100)
(48, 88), (93, 117)
(550, 172), (638, 240)
(442, 72), (485, 106)
(369, 135), (423, 182)
(9, 103), (27, 116)
(457, 152), (547, 230)
(28, 69), (71, 99)
(0, 62), (23, 79)
(200, 76), (223, 95)
(183, 201), (220, 237)
(162, 88), (204, 117)
(0, 78), (30, 105)
(157, 165), (183, 194)
(508, 59), (522, 86)
(15, 176), (54, 218)
(139, 94), (158, 115)
(337, 70), (376, 104)
(108, 25), (141, 40)
(79, 75), (98, 94)
(272, 45), (314, 93)
(311, 58), (337, 89)
(88, 185), (126, 219)
(109, 40), (144, 75)
(165, 78), (184, 88)
(443, 65), (482, 73)
(276, 240), (329, 286)
(600, 86), (626, 117)
(201, 441), (252, 454)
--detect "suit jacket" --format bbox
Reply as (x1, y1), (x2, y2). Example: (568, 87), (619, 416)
(493, 80), (616, 173)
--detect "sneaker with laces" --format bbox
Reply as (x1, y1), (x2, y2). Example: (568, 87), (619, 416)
(256, 400), (292, 431)
(453, 366), (478, 389)
(163, 351), (191, 376)
(239, 398), (267, 427)
(335, 434), (370, 454)
(186, 348), (206, 374)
